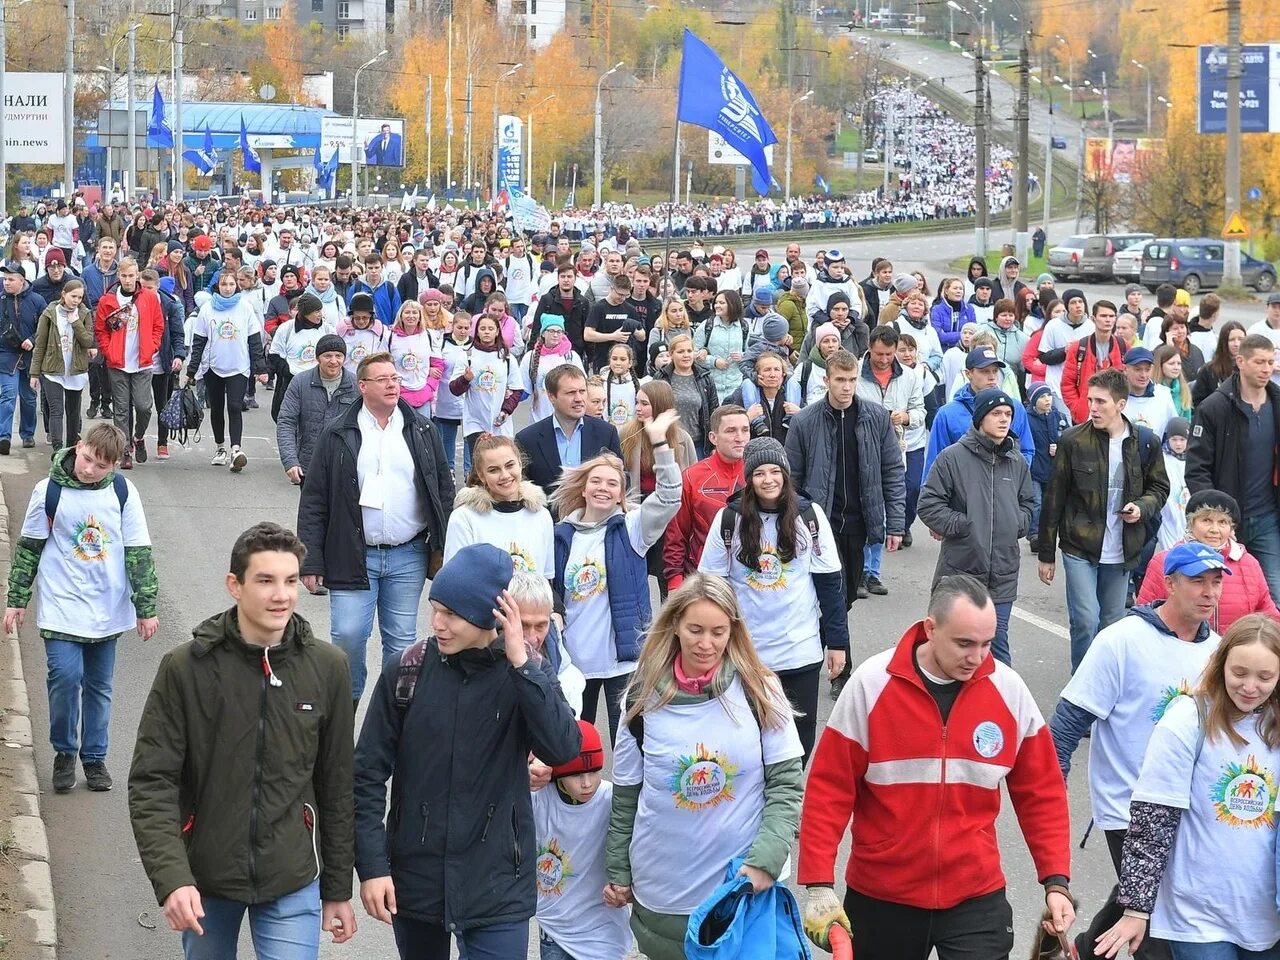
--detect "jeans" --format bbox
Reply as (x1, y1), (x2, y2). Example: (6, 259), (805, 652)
(863, 542), (882, 579)
(993, 600), (1013, 666)
(0, 367), (37, 440)
(581, 673), (631, 744)
(904, 446), (925, 532)
(539, 931), (578, 960)
(1169, 945), (1280, 960)
(1240, 510), (1280, 606)
(1062, 553), (1130, 672)
(433, 418), (459, 471)
(391, 915), (528, 960)
(181, 879), (320, 960)
(109, 368), (153, 441)
(40, 377), (82, 448)
(330, 540), (428, 702)
(1028, 481), (1045, 541)
(44, 637), (117, 761)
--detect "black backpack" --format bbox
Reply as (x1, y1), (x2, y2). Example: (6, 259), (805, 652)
(717, 502), (823, 569)
(159, 383), (204, 447)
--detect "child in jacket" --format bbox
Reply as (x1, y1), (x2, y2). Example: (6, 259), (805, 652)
(1026, 381), (1066, 550)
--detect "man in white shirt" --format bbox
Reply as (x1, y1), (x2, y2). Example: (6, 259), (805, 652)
(501, 236), (538, 325)
(1247, 292), (1280, 385)
(297, 352), (455, 707)
(1121, 346), (1178, 440)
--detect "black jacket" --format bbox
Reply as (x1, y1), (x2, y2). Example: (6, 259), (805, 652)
(353, 637), (580, 929)
(1186, 374), (1280, 512)
(529, 288), (591, 349)
(653, 364), (722, 444)
(397, 269), (435, 305)
(156, 288), (189, 371)
(515, 414), (622, 493)
(297, 399), (455, 589)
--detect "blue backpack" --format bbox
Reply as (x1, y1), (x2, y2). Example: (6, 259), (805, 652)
(685, 856), (810, 960)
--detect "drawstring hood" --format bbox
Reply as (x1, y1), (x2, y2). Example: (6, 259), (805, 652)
(262, 646), (283, 687)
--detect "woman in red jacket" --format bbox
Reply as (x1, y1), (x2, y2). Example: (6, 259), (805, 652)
(1138, 489), (1279, 632)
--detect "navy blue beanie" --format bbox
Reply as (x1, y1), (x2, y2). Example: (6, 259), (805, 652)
(428, 543), (513, 629)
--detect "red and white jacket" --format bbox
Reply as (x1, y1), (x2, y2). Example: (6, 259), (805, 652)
(797, 622), (1070, 909)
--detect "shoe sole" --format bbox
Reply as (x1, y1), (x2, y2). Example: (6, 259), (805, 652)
(85, 782), (113, 792)
(230, 452), (247, 472)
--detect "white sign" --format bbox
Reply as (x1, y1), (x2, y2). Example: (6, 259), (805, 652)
(707, 130), (774, 166)
(319, 116), (406, 167)
(3, 73), (66, 164)
(509, 190), (551, 233)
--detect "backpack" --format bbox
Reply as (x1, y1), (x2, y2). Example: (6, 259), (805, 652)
(159, 383), (204, 446)
(625, 686), (764, 755)
(45, 472), (128, 529)
(717, 502), (822, 571)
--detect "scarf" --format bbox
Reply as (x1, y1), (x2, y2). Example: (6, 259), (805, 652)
(537, 336), (573, 359)
(212, 290), (242, 310)
(305, 282), (337, 305)
(807, 344), (829, 368)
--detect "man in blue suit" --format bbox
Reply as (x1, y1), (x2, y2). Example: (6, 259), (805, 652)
(515, 364), (622, 495)
(364, 124), (403, 167)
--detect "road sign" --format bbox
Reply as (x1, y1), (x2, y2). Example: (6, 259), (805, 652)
(1197, 44), (1274, 134)
(1222, 210), (1251, 241)
(1248, 186), (1264, 201)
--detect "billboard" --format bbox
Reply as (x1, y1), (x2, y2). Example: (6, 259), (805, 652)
(2, 73), (66, 164)
(319, 116), (406, 167)
(1197, 44), (1274, 134)
(707, 130), (774, 166)
(497, 114), (523, 195)
(1084, 137), (1163, 184)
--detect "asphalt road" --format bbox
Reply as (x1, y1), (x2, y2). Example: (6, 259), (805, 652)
(12, 222), (1260, 960)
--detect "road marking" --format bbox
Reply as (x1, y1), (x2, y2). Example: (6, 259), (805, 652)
(1011, 605), (1070, 639)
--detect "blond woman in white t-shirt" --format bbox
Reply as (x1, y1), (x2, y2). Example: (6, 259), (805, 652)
(603, 574), (804, 960)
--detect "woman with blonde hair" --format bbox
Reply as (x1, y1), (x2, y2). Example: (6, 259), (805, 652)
(417, 287), (452, 332)
(387, 298), (444, 420)
(380, 238), (406, 285)
(551, 409), (683, 742)
(1153, 344), (1194, 422)
(648, 297), (693, 374)
(1099, 614), (1280, 960)
(604, 573), (804, 960)
(652, 332), (720, 457)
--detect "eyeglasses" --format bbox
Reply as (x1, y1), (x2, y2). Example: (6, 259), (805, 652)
(361, 375), (403, 386)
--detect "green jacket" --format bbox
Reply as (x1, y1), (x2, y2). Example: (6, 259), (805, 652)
(604, 661), (803, 887)
(128, 610), (354, 906)
(31, 302), (95, 379)
(1037, 415), (1170, 569)
(776, 291), (808, 349)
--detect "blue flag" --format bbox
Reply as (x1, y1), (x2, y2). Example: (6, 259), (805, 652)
(240, 115), (261, 174)
(148, 85), (174, 149)
(816, 174), (831, 195)
(183, 125), (218, 175)
(675, 29), (777, 195)
(316, 147), (339, 191)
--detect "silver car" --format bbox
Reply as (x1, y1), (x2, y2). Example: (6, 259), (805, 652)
(1110, 239), (1150, 283)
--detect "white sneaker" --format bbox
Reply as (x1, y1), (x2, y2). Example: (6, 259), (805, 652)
(230, 447), (247, 473)
(211, 447), (228, 466)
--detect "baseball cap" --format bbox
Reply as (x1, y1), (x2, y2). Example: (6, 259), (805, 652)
(754, 248), (768, 259)
(1163, 541), (1233, 578)
(0, 261), (25, 277)
(1268, 291), (1280, 306)
(966, 347), (1006, 370)
(1123, 346), (1155, 365)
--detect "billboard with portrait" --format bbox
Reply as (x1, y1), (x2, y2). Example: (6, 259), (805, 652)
(1084, 138), (1163, 184)
(320, 117), (406, 167)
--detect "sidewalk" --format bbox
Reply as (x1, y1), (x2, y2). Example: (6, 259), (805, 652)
(0, 477), (57, 960)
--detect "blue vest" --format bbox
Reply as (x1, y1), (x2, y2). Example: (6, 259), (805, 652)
(553, 513), (649, 663)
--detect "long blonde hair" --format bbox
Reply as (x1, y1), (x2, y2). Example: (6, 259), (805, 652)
(1196, 614), (1280, 749)
(622, 574), (791, 730)
(620, 381), (682, 473)
(1153, 344), (1193, 411)
(550, 452), (636, 517)
(657, 297), (690, 334)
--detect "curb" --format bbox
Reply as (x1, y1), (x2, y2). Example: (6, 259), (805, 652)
(0, 483), (58, 960)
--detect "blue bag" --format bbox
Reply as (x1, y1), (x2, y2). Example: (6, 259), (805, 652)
(685, 856), (811, 960)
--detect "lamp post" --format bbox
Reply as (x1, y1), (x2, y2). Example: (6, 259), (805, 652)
(491, 62), (523, 199)
(784, 89), (812, 201)
(126, 23), (136, 201)
(351, 49), (388, 210)
(63, 0), (75, 198)
(526, 94), (555, 197)
(1131, 58), (1151, 134)
(1055, 35), (1073, 106)
(593, 61), (623, 209)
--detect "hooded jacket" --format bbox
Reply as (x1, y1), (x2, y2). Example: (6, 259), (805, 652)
(991, 256), (1028, 303)
(81, 260), (118, 310)
(926, 383), (1036, 476)
(918, 426), (1035, 603)
(929, 296), (976, 351)
(1185, 374), (1280, 514)
(459, 266), (499, 317)
(128, 611), (354, 907)
(855, 356), (926, 443)
(1138, 538), (1279, 632)
(31, 301), (94, 378)
(0, 276), (46, 375)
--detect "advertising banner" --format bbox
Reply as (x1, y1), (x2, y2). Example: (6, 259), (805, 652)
(497, 114), (524, 194)
(320, 116), (406, 166)
(1083, 137), (1163, 184)
(1197, 44), (1272, 134)
(2, 73), (66, 164)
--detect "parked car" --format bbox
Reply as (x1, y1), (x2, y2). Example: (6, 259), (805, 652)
(1140, 238), (1278, 294)
(1111, 238), (1156, 283)
(1048, 232), (1155, 282)
(862, 148), (881, 163)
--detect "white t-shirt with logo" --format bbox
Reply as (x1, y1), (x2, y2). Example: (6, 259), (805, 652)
(562, 511), (648, 680)
(613, 676), (803, 914)
(1099, 427), (1129, 565)
(1136, 695), (1280, 950)
(603, 376), (641, 429)
(521, 350), (585, 422)
(117, 290), (143, 373)
(21, 476), (149, 637)
(341, 325), (387, 376)
(532, 781), (634, 960)
(193, 300), (262, 378)
(1039, 316), (1095, 400)
(1125, 384), (1177, 441)
(503, 254), (538, 306)
(698, 506), (841, 672)
(443, 504), (553, 578)
(388, 329), (442, 394)
(460, 348), (520, 438)
(1061, 612), (1219, 830)
(270, 320), (335, 376)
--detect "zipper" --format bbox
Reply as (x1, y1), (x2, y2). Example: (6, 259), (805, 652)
(480, 803), (496, 842)
(249, 671), (267, 900)
(303, 802), (320, 882)
(512, 805), (522, 878)
(419, 803), (430, 845)
(934, 724), (948, 908)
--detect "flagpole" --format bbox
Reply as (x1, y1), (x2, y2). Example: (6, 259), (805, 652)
(445, 17), (453, 197)
(425, 76), (433, 194)
(663, 118), (678, 283)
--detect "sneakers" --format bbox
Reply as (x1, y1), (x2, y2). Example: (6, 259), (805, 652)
(120, 450), (134, 470)
(21, 437), (34, 448)
(901, 531), (913, 549)
(245, 396), (260, 410)
(156, 444), (170, 461)
(52, 752), (76, 793)
(856, 576), (870, 600)
(1028, 537), (1039, 554)
(83, 761), (113, 792)
(211, 447), (228, 466)
(230, 446), (248, 473)
(0, 438), (11, 455)
(133, 438), (147, 463)
(866, 575), (889, 596)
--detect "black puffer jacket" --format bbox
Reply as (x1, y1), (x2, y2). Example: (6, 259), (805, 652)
(1186, 373), (1280, 512)
(353, 637), (580, 930)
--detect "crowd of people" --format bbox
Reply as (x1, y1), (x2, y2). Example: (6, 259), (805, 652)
(4, 193), (1280, 960)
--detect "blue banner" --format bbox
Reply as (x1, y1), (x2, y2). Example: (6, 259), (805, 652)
(240, 115), (261, 174)
(1197, 44), (1271, 134)
(676, 29), (778, 195)
(183, 125), (218, 175)
(497, 114), (523, 196)
(148, 85), (174, 149)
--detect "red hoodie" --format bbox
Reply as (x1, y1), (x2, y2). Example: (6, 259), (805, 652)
(798, 622), (1070, 909)
(662, 451), (744, 590)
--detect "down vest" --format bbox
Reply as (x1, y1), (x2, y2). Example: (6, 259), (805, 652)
(1138, 538), (1280, 632)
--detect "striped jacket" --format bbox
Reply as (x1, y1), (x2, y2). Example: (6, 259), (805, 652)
(797, 622), (1070, 909)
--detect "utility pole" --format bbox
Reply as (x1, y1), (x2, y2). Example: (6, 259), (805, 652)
(1044, 101), (1054, 229)
(173, 0), (184, 202)
(2, 0), (8, 210)
(126, 23), (136, 201)
(445, 18), (453, 195)
(974, 50), (988, 257)
(1223, 0), (1242, 285)
(63, 0), (75, 198)
(425, 76), (432, 193)
(1014, 36), (1030, 264)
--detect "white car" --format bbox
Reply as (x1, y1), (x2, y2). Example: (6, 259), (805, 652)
(1111, 240), (1148, 283)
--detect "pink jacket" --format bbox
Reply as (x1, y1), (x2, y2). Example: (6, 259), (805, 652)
(1138, 538), (1280, 633)
(470, 311), (519, 351)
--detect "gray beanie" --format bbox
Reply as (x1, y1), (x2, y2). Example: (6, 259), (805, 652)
(743, 437), (789, 478)
(892, 274), (918, 296)
(762, 314), (789, 343)
(791, 276), (810, 297)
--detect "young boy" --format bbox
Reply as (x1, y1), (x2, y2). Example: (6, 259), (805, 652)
(5, 424), (157, 792)
(348, 254), (401, 328)
(1025, 382), (1066, 555)
(532, 719), (634, 960)
(968, 277), (995, 325)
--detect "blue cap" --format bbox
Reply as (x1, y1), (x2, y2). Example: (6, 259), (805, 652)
(1124, 346), (1155, 365)
(966, 346), (1006, 370)
(0, 260), (24, 277)
(1163, 542), (1233, 578)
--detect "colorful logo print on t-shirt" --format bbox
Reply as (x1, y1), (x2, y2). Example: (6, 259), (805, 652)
(535, 837), (574, 897)
(745, 544), (786, 592)
(349, 342), (369, 364)
(509, 544), (536, 573)
(1150, 682), (1193, 723)
(668, 743), (738, 811)
(1212, 754), (1277, 828)
(475, 367), (501, 393)
(296, 342), (317, 366)
(610, 401), (631, 425)
(217, 320), (239, 341)
(566, 559), (607, 602)
(71, 515), (110, 562)
(398, 351), (421, 373)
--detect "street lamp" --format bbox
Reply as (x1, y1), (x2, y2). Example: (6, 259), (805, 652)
(784, 89), (813, 201)
(593, 61), (623, 209)
(526, 93), (555, 195)
(1131, 58), (1152, 133)
(1055, 35), (1073, 105)
(492, 62), (523, 198)
(351, 49), (388, 209)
